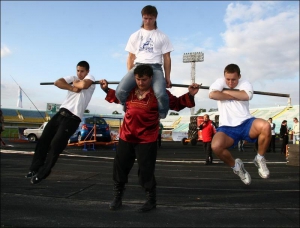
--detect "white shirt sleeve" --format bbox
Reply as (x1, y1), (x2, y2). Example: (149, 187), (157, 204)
(125, 31), (139, 54)
(208, 78), (227, 97)
(63, 75), (77, 84)
(238, 79), (254, 100)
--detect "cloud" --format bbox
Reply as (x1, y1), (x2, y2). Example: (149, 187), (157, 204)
(168, 1), (299, 111)
(1, 45), (12, 57)
(221, 1), (299, 81)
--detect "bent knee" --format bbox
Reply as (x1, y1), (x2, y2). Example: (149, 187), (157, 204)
(211, 140), (224, 153)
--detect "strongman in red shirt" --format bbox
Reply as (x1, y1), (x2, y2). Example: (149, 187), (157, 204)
(99, 64), (200, 212)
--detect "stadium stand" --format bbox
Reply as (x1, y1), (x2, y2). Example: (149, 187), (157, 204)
(171, 105), (299, 135)
(18, 109), (46, 118)
(2, 105), (298, 136)
(17, 109), (47, 123)
(160, 115), (182, 129)
(2, 109), (18, 116)
(249, 106), (286, 119)
(172, 123), (189, 133)
(1, 109), (23, 122)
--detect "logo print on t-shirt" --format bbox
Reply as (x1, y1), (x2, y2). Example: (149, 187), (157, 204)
(139, 38), (154, 53)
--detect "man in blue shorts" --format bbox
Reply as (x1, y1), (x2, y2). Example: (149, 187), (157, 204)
(209, 63), (270, 185)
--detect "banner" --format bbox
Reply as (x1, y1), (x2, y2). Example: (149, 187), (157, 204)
(172, 131), (188, 141)
(46, 103), (61, 113)
(162, 130), (173, 141)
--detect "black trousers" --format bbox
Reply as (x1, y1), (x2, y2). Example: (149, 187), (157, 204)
(113, 138), (157, 191)
(157, 134), (162, 148)
(29, 111), (80, 179)
(268, 135), (276, 152)
(281, 135), (289, 154)
(203, 142), (213, 161)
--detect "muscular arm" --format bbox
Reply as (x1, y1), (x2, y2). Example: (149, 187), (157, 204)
(99, 79), (120, 104)
(127, 52), (136, 71)
(72, 79), (93, 90)
(168, 83), (200, 111)
(54, 78), (93, 93)
(163, 52), (172, 88)
(209, 90), (250, 101)
(54, 78), (77, 92)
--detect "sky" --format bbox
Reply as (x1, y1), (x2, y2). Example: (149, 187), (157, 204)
(1, 1), (299, 115)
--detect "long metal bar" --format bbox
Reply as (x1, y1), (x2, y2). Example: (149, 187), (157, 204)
(171, 84), (290, 98)
(40, 81), (290, 98)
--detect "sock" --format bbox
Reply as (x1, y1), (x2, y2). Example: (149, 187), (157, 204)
(232, 161), (241, 171)
(256, 153), (264, 161)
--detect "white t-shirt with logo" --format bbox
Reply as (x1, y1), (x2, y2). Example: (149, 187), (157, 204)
(125, 28), (174, 64)
(60, 74), (95, 119)
(209, 78), (254, 127)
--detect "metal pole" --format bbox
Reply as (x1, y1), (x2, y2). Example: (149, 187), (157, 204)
(171, 84), (290, 98)
(40, 81), (290, 98)
(183, 52), (204, 115)
(40, 81), (120, 85)
(190, 62), (195, 115)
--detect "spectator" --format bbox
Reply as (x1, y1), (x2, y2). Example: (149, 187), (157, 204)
(279, 120), (289, 155)
(292, 117), (299, 144)
(199, 114), (216, 165)
(267, 118), (276, 152)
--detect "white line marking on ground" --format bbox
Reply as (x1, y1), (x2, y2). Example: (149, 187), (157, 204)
(0, 149), (287, 164)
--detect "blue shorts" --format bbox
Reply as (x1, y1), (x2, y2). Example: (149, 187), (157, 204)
(217, 117), (258, 148)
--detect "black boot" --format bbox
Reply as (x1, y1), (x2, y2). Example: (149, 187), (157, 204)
(109, 182), (125, 211)
(138, 187), (157, 212)
(209, 155), (213, 164)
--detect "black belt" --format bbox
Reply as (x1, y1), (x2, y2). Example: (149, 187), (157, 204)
(135, 63), (162, 67)
(59, 108), (81, 122)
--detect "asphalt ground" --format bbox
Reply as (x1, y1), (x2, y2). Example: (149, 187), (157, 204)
(1, 139), (299, 227)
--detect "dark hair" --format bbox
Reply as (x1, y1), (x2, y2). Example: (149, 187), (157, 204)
(77, 61), (90, 71)
(269, 118), (272, 121)
(204, 114), (209, 118)
(224, 64), (241, 76)
(141, 5), (158, 29)
(134, 64), (153, 78)
(282, 120), (287, 124)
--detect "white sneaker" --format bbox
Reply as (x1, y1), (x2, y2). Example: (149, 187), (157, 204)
(233, 158), (251, 185)
(253, 156), (270, 179)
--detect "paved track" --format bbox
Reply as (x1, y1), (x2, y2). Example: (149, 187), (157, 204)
(1, 140), (299, 227)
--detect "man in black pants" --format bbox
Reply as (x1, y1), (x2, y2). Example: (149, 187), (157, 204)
(25, 61), (95, 184)
(99, 64), (200, 212)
